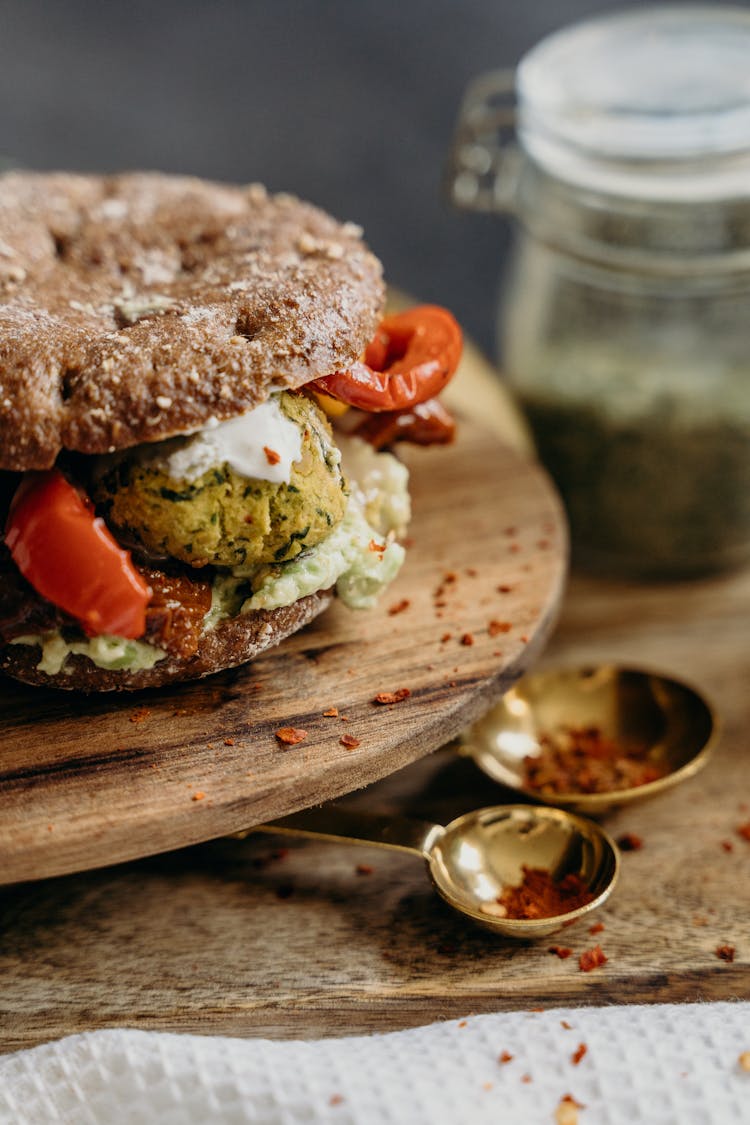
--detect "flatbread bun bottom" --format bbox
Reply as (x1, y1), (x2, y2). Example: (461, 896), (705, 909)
(0, 589), (331, 692)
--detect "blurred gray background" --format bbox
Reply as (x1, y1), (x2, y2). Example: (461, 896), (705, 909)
(0, 0), (659, 355)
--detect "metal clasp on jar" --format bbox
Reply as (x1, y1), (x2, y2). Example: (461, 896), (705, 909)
(445, 69), (522, 214)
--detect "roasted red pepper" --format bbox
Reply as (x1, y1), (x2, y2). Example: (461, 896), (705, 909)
(354, 397), (456, 450)
(5, 469), (151, 639)
(312, 305), (462, 412)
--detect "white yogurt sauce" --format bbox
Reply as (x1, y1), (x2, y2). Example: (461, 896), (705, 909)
(162, 396), (302, 485)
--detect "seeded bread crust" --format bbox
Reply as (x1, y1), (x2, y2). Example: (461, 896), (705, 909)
(0, 588), (332, 692)
(0, 172), (384, 470)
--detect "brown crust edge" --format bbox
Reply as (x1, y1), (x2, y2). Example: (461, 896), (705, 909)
(0, 589), (331, 692)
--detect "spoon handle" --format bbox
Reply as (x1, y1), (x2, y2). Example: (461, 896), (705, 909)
(248, 805), (445, 859)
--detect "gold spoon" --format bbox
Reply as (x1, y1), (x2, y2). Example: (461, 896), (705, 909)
(245, 802), (619, 939)
(460, 664), (718, 815)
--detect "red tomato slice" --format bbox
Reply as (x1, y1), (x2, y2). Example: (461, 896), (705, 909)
(311, 305), (462, 412)
(5, 470), (152, 639)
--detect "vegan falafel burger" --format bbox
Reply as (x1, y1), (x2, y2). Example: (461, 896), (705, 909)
(0, 172), (461, 691)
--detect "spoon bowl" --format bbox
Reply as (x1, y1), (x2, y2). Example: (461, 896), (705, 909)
(460, 664), (717, 814)
(428, 804), (619, 937)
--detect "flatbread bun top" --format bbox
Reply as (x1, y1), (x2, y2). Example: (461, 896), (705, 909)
(0, 171), (384, 471)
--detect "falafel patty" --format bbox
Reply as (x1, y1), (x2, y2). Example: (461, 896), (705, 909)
(93, 392), (348, 568)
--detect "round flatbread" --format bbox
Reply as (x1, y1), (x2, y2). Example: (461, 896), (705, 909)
(0, 589), (332, 691)
(0, 172), (383, 470)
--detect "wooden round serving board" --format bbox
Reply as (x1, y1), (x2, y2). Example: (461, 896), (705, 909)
(0, 402), (566, 885)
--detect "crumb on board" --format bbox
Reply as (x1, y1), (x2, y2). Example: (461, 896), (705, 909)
(616, 833), (644, 851)
(275, 727), (308, 745)
(372, 688), (411, 704)
(388, 598), (411, 615)
(579, 945), (607, 972)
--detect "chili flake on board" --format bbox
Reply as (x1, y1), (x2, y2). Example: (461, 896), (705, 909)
(579, 945), (608, 972)
(523, 725), (666, 796)
(372, 688), (411, 704)
(275, 727), (308, 745)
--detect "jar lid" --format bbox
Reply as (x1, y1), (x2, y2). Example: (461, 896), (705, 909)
(517, 6), (750, 200)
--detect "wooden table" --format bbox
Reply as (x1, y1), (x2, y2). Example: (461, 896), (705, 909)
(0, 347), (748, 1052)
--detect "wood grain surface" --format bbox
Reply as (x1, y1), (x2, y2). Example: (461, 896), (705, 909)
(0, 345), (747, 1051)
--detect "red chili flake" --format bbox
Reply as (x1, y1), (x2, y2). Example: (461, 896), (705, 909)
(488, 620), (512, 636)
(458, 1020), (468, 1028)
(589, 921), (605, 935)
(721, 840), (735, 853)
(509, 543), (520, 554)
(495, 867), (593, 920)
(466, 567), (478, 577)
(372, 688), (411, 704)
(329, 1094), (344, 1107)
(460, 632), (475, 646)
(388, 598), (410, 615)
(521, 1073), (532, 1084)
(571, 1043), (588, 1066)
(520, 634), (529, 643)
(192, 791), (206, 801)
(129, 707), (150, 724)
(356, 863), (374, 875)
(579, 945), (607, 972)
(617, 833), (644, 851)
(224, 738), (235, 746)
(716, 944), (736, 962)
(47, 824), (54, 832)
(443, 571), (458, 583)
(549, 945), (574, 959)
(499, 1050), (514, 1064)
(243, 514), (254, 524)
(561, 1020), (573, 1030)
(497, 584), (513, 593)
(737, 822), (750, 842)
(323, 706), (339, 717)
(440, 632), (453, 643)
(368, 539), (386, 553)
(275, 727), (308, 745)
(340, 734), (361, 749)
(263, 446), (281, 466)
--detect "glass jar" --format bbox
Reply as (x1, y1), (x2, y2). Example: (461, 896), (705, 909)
(448, 6), (750, 578)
